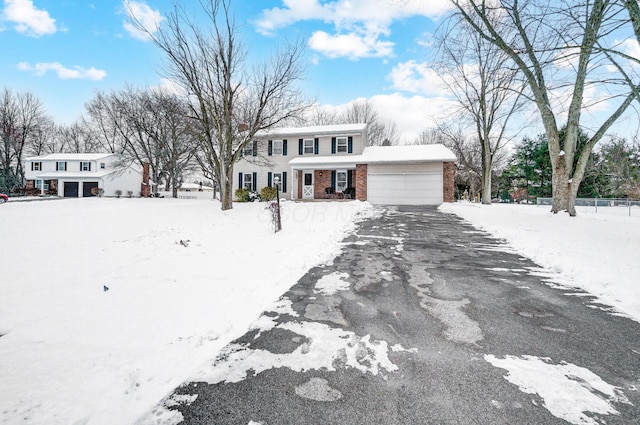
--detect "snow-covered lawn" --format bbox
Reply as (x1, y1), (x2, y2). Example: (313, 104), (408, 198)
(0, 197), (373, 425)
(440, 202), (640, 323)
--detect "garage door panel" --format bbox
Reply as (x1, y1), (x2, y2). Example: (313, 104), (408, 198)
(368, 173), (442, 205)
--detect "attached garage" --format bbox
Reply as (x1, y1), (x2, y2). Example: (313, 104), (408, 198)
(367, 163), (444, 205)
(63, 182), (79, 198)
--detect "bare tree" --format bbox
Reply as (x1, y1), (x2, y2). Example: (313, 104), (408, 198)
(450, 0), (640, 215)
(0, 88), (49, 192)
(436, 10), (526, 204)
(341, 99), (401, 146)
(127, 0), (308, 210)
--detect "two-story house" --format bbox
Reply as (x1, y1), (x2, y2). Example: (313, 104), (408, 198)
(235, 123), (456, 205)
(24, 153), (145, 198)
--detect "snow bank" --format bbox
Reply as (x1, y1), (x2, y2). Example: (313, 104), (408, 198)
(0, 198), (373, 425)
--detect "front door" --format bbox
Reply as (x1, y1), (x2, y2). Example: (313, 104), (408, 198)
(302, 172), (314, 199)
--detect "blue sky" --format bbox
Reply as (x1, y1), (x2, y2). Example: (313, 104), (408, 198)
(1, 0), (453, 141)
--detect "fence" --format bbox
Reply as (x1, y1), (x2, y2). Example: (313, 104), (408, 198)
(536, 197), (640, 216)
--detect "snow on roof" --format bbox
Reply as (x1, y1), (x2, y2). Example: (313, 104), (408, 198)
(362, 144), (456, 163)
(288, 144), (456, 169)
(26, 153), (115, 161)
(257, 123), (367, 138)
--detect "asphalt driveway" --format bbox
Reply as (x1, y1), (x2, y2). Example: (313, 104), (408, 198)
(138, 206), (640, 425)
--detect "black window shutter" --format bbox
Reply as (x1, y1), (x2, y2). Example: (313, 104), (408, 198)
(252, 140), (257, 156)
(88, 162), (92, 171)
(268, 172), (272, 187)
(252, 172), (257, 191)
(347, 170), (353, 188)
(298, 139), (303, 155)
(331, 170), (336, 188)
(268, 140), (273, 156)
(238, 172), (243, 189)
(331, 137), (336, 154)
(314, 138), (319, 155)
(282, 171), (287, 193)
(56, 162), (59, 171)
(80, 162), (83, 171)
(348, 136), (353, 153)
(283, 140), (287, 156)
(31, 162), (34, 171)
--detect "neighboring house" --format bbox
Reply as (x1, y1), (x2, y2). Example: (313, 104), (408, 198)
(24, 153), (145, 198)
(235, 123), (456, 205)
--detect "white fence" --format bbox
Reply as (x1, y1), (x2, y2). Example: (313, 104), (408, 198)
(536, 197), (640, 216)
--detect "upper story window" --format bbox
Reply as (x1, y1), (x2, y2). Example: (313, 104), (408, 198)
(336, 137), (348, 153)
(80, 161), (91, 172)
(303, 139), (314, 154)
(272, 140), (283, 155)
(31, 162), (42, 171)
(56, 161), (67, 171)
(100, 162), (106, 169)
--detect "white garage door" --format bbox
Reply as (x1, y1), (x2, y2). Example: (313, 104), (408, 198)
(368, 172), (443, 205)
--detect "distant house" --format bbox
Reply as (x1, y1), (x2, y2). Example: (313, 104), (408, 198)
(235, 123), (456, 205)
(24, 153), (146, 198)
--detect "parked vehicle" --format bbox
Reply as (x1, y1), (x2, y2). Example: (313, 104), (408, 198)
(0, 193), (8, 203)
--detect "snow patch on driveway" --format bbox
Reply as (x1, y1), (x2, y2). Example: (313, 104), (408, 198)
(485, 354), (630, 425)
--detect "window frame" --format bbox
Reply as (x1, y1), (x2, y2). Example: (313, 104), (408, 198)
(272, 140), (283, 155)
(243, 173), (253, 191)
(336, 170), (348, 192)
(336, 137), (348, 153)
(56, 161), (66, 171)
(32, 162), (42, 171)
(80, 161), (91, 172)
(303, 139), (314, 154)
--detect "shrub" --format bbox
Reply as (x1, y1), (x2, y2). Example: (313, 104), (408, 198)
(260, 186), (277, 201)
(115, 190), (122, 198)
(235, 188), (250, 202)
(127, 190), (133, 198)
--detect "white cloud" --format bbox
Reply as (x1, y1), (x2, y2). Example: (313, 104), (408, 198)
(122, 0), (163, 41)
(308, 30), (394, 59)
(388, 60), (449, 96)
(18, 62), (107, 80)
(255, 0), (451, 59)
(370, 93), (457, 142)
(2, 0), (56, 37)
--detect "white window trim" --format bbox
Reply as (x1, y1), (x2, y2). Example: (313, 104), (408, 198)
(336, 137), (348, 153)
(336, 169), (348, 192)
(273, 140), (283, 155)
(80, 161), (91, 171)
(243, 173), (253, 190)
(57, 161), (66, 171)
(303, 139), (314, 154)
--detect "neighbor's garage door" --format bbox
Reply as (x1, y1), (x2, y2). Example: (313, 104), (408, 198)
(367, 163), (443, 205)
(63, 181), (79, 198)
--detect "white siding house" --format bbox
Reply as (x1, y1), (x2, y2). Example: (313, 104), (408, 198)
(24, 154), (144, 198)
(234, 124), (457, 205)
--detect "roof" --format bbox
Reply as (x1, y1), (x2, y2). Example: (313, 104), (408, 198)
(25, 153), (115, 161)
(288, 144), (456, 169)
(362, 144), (456, 163)
(257, 123), (367, 138)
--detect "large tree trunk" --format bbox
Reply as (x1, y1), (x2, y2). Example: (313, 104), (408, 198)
(481, 140), (492, 204)
(220, 167), (233, 210)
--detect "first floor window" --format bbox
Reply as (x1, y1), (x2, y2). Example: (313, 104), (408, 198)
(336, 170), (348, 192)
(35, 179), (43, 189)
(303, 139), (314, 154)
(336, 137), (348, 153)
(243, 173), (253, 190)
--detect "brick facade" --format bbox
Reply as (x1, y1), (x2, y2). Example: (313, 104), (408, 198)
(443, 161), (455, 203)
(313, 170), (332, 199)
(355, 164), (367, 201)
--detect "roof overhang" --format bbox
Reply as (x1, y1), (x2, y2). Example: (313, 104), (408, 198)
(288, 155), (361, 170)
